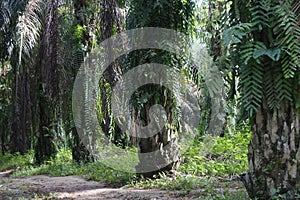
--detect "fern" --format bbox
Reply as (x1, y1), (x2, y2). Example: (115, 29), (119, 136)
(239, 61), (264, 115)
(272, 3), (300, 78)
(238, 42), (266, 114)
(264, 63), (293, 110)
(240, 42), (255, 65)
(223, 23), (253, 46)
(223, 0), (300, 114)
(250, 1), (271, 30)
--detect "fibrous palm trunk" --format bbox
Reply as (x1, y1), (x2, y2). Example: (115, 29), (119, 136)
(243, 100), (300, 199)
(11, 68), (31, 154)
(135, 89), (180, 178)
(35, 0), (59, 164)
(98, 0), (124, 145)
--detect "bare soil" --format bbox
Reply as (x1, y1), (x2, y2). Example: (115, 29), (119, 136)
(0, 170), (246, 200)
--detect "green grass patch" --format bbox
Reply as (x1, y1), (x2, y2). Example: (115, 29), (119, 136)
(179, 131), (251, 177)
(0, 150), (34, 171)
(128, 173), (249, 199)
(8, 149), (136, 186)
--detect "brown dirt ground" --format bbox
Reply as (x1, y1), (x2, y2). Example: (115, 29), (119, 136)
(0, 170), (246, 200)
(0, 173), (197, 199)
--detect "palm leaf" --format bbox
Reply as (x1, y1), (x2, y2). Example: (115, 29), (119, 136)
(0, 1), (11, 30)
(16, 0), (44, 65)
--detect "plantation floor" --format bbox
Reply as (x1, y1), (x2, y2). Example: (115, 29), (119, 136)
(0, 170), (248, 199)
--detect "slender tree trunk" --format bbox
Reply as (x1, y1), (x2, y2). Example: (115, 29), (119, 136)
(242, 100), (300, 199)
(11, 68), (31, 154)
(98, 0), (124, 145)
(207, 0), (226, 137)
(70, 0), (95, 163)
(35, 91), (56, 164)
(35, 0), (59, 164)
(0, 64), (11, 154)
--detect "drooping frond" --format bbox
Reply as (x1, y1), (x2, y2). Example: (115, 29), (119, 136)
(239, 59), (264, 115)
(0, 0), (21, 61)
(223, 0), (300, 114)
(249, 0), (271, 30)
(272, 1), (300, 78)
(0, 1), (11, 30)
(16, 0), (44, 65)
(264, 62), (293, 110)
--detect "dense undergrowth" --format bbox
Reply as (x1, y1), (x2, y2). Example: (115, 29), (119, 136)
(0, 129), (251, 199)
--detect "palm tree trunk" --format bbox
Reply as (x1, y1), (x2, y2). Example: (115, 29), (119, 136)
(11, 68), (31, 154)
(70, 0), (95, 163)
(135, 90), (180, 177)
(35, 0), (59, 164)
(98, 0), (124, 145)
(243, 100), (300, 199)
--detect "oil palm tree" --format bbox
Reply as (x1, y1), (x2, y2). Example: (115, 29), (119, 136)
(223, 0), (300, 198)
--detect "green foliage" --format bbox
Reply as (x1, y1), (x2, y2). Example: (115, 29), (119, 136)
(0, 62), (12, 153)
(129, 173), (210, 190)
(73, 24), (85, 41)
(270, 187), (300, 200)
(10, 148), (135, 186)
(127, 0), (196, 35)
(239, 57), (264, 115)
(127, 125), (251, 197)
(0, 150), (34, 171)
(223, 23), (253, 46)
(0, 0), (23, 62)
(16, 0), (44, 66)
(272, 2), (300, 79)
(129, 173), (249, 199)
(200, 191), (249, 200)
(12, 160), (78, 178)
(180, 128), (251, 177)
(223, 0), (300, 114)
(1, 126), (251, 189)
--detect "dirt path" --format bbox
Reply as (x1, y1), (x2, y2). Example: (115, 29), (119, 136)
(0, 171), (202, 200)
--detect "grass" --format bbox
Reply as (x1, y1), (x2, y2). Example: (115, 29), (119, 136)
(8, 149), (136, 186)
(179, 131), (251, 178)
(0, 150), (34, 171)
(127, 173), (249, 199)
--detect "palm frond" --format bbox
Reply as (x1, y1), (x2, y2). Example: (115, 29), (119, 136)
(239, 60), (264, 116)
(0, 1), (12, 30)
(272, 2), (300, 78)
(223, 0), (299, 113)
(16, 0), (44, 65)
